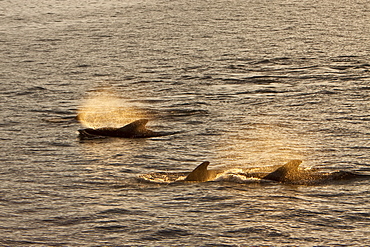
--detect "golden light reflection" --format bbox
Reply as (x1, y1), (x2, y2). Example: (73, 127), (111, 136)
(216, 124), (308, 168)
(77, 88), (149, 128)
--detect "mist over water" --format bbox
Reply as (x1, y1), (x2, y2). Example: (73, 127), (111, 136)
(77, 88), (149, 128)
(1, 0), (369, 246)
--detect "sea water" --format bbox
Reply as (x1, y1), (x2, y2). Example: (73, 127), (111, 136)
(1, 0), (369, 245)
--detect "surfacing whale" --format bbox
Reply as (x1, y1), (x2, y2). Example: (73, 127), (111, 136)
(138, 160), (370, 185)
(78, 119), (177, 139)
(184, 161), (224, 182)
(261, 159), (368, 183)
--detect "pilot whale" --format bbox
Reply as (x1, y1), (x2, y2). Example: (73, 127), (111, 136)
(78, 119), (176, 139)
(139, 160), (370, 184)
(186, 160), (370, 184)
(261, 160), (368, 183)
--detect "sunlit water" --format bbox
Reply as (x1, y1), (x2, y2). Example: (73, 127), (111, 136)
(1, 0), (369, 246)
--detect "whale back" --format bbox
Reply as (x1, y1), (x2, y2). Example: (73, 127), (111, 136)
(78, 118), (179, 138)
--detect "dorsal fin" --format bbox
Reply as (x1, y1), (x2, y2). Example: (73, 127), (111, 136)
(263, 160), (302, 182)
(185, 161), (212, 182)
(121, 119), (148, 129)
(118, 119), (149, 133)
(281, 159), (302, 170)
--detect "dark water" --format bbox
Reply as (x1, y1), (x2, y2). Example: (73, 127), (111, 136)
(1, 0), (370, 246)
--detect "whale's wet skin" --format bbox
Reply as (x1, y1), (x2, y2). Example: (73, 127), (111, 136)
(78, 119), (178, 139)
(139, 160), (370, 185)
(1, 0), (370, 246)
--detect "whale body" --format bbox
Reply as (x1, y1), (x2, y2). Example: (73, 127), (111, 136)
(78, 119), (176, 139)
(139, 160), (370, 185)
(187, 160), (370, 184)
(261, 160), (368, 184)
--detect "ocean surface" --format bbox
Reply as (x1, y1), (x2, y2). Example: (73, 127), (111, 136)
(1, 0), (370, 246)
